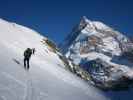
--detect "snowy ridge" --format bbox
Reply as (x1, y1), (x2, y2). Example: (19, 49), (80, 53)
(0, 18), (108, 100)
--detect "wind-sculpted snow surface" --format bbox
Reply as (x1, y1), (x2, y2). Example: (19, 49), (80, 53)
(0, 19), (108, 100)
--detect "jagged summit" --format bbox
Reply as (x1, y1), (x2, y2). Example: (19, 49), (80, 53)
(79, 16), (91, 28)
(61, 16), (126, 54)
(78, 16), (95, 32)
(61, 16), (132, 62)
(79, 16), (111, 32)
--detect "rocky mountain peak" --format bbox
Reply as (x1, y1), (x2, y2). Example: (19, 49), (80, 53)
(78, 16), (111, 33)
(61, 16), (133, 90)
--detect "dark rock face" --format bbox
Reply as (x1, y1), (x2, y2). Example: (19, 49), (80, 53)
(81, 58), (133, 91)
(106, 75), (133, 91)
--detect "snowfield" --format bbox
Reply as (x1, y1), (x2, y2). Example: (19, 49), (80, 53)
(0, 18), (108, 100)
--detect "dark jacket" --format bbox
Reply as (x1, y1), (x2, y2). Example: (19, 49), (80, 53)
(24, 48), (32, 59)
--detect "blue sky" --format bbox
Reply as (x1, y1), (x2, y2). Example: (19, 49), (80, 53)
(0, 0), (133, 44)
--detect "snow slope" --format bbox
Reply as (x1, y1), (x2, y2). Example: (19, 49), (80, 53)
(0, 18), (108, 100)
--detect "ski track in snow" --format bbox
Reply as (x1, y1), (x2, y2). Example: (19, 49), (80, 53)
(0, 66), (40, 100)
(1, 72), (30, 100)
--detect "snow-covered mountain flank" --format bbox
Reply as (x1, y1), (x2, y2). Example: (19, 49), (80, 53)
(0, 18), (108, 100)
(60, 16), (133, 90)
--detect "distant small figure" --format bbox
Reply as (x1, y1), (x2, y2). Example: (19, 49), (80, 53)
(24, 48), (32, 70)
(32, 48), (36, 55)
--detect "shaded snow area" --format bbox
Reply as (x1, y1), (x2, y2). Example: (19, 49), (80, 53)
(0, 19), (109, 100)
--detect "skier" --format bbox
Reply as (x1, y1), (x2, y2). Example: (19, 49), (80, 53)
(24, 48), (32, 70)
